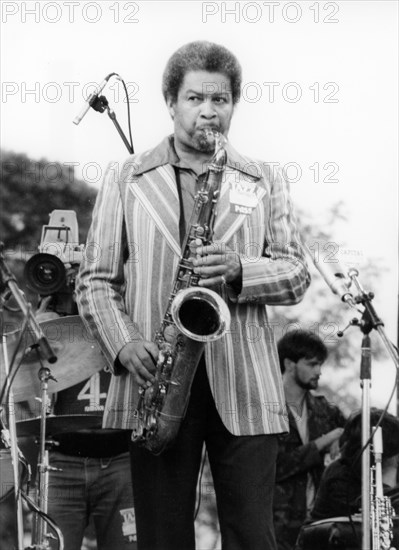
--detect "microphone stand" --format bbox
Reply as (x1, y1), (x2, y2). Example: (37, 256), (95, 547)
(30, 365), (62, 550)
(345, 268), (399, 550)
(0, 244), (58, 549)
(1, 310), (25, 549)
(89, 94), (134, 154)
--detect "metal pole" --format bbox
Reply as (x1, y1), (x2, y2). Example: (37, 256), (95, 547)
(1, 334), (25, 549)
(360, 334), (372, 550)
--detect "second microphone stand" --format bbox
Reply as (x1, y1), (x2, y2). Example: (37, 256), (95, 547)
(0, 245), (61, 549)
(345, 268), (399, 550)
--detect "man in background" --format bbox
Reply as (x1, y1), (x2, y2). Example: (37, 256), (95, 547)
(273, 330), (346, 550)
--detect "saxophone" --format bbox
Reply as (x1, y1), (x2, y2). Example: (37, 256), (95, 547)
(132, 131), (231, 455)
(371, 426), (396, 550)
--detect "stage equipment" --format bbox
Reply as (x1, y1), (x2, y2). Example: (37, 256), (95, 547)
(301, 428), (397, 550)
(370, 427), (395, 549)
(16, 414), (102, 438)
(72, 72), (134, 154)
(24, 210), (84, 315)
(305, 243), (399, 550)
(300, 515), (399, 550)
(305, 241), (357, 307)
(1, 316), (106, 404)
(73, 73), (116, 125)
(344, 269), (398, 550)
(1, 226), (105, 547)
(0, 243), (59, 548)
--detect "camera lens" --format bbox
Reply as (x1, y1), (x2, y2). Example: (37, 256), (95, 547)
(24, 253), (66, 295)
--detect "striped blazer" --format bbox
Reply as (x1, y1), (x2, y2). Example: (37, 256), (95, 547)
(76, 136), (311, 436)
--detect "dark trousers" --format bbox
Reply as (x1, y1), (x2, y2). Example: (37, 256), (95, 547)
(130, 358), (278, 550)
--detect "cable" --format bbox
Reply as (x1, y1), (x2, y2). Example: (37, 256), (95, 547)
(119, 76), (134, 153)
(22, 490), (64, 550)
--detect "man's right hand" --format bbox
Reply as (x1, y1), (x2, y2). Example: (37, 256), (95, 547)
(314, 427), (344, 452)
(117, 341), (158, 387)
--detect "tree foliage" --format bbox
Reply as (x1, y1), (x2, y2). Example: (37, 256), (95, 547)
(1, 149), (98, 322)
(1, 149), (97, 251)
(270, 202), (386, 414)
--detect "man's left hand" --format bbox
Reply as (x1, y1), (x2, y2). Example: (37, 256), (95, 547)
(191, 241), (242, 288)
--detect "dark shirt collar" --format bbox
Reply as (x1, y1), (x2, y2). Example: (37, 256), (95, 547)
(132, 135), (261, 179)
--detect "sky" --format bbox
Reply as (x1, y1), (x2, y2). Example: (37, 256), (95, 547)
(1, 0), (398, 411)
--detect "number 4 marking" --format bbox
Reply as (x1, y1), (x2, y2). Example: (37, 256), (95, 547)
(77, 373), (106, 412)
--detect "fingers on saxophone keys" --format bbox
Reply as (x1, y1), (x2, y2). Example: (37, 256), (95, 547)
(189, 239), (201, 255)
(198, 273), (227, 288)
(137, 377), (152, 390)
(193, 261), (220, 276)
(133, 360), (155, 384)
(135, 370), (154, 388)
(195, 264), (226, 278)
(198, 243), (224, 256)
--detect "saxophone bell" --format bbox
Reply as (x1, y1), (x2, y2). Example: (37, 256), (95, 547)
(171, 287), (231, 342)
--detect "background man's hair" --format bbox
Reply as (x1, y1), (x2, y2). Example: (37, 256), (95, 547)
(277, 330), (328, 373)
(162, 41), (242, 105)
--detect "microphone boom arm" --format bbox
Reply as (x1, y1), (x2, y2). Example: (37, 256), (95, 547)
(89, 94), (133, 154)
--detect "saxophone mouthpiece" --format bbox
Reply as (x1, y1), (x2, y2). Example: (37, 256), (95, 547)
(203, 129), (227, 154)
(202, 128), (217, 143)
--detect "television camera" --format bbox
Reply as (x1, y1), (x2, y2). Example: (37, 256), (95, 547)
(24, 210), (84, 315)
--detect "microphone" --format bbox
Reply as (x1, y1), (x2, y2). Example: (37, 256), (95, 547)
(305, 241), (356, 307)
(73, 74), (113, 125)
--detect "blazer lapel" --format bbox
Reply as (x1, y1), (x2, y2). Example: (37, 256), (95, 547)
(128, 165), (181, 257)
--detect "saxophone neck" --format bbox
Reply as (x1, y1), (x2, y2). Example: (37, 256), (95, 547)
(214, 132), (227, 154)
(213, 138), (227, 168)
(204, 130), (227, 170)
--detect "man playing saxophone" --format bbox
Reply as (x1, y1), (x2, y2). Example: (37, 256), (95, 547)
(76, 41), (311, 550)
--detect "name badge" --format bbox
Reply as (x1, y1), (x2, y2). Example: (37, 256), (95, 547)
(229, 181), (259, 215)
